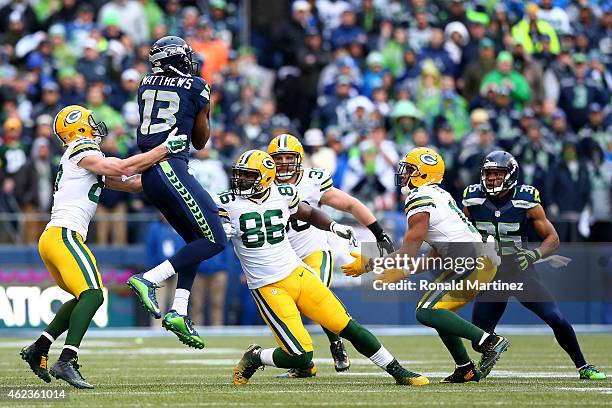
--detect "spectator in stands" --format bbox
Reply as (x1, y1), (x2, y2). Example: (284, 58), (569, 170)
(0, 0), (39, 37)
(537, 0), (571, 34)
(163, 0), (182, 37)
(558, 53), (609, 132)
(511, 2), (560, 55)
(460, 122), (500, 185)
(510, 39), (545, 105)
(330, 6), (366, 50)
(436, 121), (463, 201)
(16, 137), (55, 243)
(192, 17), (229, 83)
(547, 108), (576, 155)
(98, 0), (148, 45)
(341, 125), (398, 211)
(86, 85), (124, 133)
(296, 27), (330, 130)
(274, 0), (310, 67)
(578, 103), (612, 157)
(76, 38), (108, 83)
(109, 69), (140, 111)
(419, 27), (458, 77)
(549, 141), (591, 241)
(302, 128), (337, 174)
(481, 51), (532, 109)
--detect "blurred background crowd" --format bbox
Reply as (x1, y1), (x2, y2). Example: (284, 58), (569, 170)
(0, 0), (610, 325)
(0, 0), (611, 244)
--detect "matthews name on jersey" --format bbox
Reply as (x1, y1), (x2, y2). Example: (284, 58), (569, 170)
(215, 183), (305, 289)
(286, 167), (333, 258)
(405, 184), (484, 260)
(137, 74), (210, 160)
(463, 183), (540, 266)
(47, 138), (104, 240)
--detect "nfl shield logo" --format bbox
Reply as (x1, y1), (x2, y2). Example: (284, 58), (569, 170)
(495, 211), (501, 218)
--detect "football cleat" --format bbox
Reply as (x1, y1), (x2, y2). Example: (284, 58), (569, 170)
(385, 359), (430, 386)
(277, 361), (317, 378)
(579, 365), (606, 380)
(476, 333), (509, 373)
(475, 355), (493, 379)
(50, 358), (93, 389)
(440, 361), (481, 383)
(162, 310), (205, 349)
(330, 340), (351, 372)
(20, 344), (51, 383)
(127, 273), (161, 319)
(233, 344), (263, 385)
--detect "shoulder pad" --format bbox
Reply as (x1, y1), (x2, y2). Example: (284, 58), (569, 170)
(462, 184), (486, 207)
(304, 167), (333, 191)
(511, 184), (541, 208)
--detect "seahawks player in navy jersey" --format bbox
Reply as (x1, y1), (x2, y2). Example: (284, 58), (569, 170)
(127, 36), (227, 349)
(463, 151), (606, 380)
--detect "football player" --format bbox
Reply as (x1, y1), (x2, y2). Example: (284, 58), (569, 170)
(267, 133), (395, 377)
(127, 36), (228, 349)
(218, 150), (428, 386)
(464, 150), (606, 380)
(20, 105), (186, 389)
(342, 147), (510, 383)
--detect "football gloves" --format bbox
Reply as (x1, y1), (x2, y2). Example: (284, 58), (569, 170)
(374, 268), (407, 284)
(376, 230), (396, 256)
(163, 128), (188, 154)
(330, 221), (357, 246)
(341, 251), (372, 277)
(514, 247), (542, 271)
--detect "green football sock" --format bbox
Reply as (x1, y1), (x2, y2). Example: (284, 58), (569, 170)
(272, 348), (313, 368)
(323, 326), (341, 343)
(339, 319), (381, 357)
(45, 298), (78, 339)
(438, 332), (470, 366)
(64, 289), (104, 349)
(416, 308), (484, 344)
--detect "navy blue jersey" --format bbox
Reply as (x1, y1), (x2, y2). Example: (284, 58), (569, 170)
(462, 184), (541, 258)
(137, 74), (210, 160)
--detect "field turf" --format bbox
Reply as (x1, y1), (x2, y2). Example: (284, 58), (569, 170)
(0, 333), (610, 407)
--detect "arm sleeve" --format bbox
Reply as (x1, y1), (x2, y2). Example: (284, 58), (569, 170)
(68, 140), (103, 164)
(288, 191), (301, 215)
(405, 194), (437, 219)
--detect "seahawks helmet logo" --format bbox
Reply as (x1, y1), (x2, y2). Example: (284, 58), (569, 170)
(420, 153), (438, 166)
(65, 110), (82, 125)
(262, 157), (275, 169)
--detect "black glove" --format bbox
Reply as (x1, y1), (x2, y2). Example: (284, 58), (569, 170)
(376, 230), (396, 256)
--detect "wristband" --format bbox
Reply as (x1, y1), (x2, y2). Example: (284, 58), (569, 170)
(366, 220), (384, 240)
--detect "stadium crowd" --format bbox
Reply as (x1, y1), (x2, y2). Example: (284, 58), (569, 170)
(0, 0), (610, 248)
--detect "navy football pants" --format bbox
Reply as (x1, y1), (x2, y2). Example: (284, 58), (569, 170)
(471, 270), (587, 368)
(142, 158), (226, 292)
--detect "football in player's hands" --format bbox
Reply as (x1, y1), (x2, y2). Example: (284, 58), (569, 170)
(163, 128), (188, 154)
(330, 221), (357, 246)
(376, 231), (395, 256)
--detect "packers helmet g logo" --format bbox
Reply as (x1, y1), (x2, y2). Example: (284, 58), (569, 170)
(262, 157), (275, 169)
(65, 110), (82, 125)
(420, 153), (438, 166)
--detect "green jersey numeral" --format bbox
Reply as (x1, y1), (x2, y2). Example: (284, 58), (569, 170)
(239, 209), (286, 248)
(88, 175), (105, 203)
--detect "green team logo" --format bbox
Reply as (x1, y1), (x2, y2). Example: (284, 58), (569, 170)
(263, 157), (275, 169)
(65, 110), (82, 124)
(420, 153), (438, 166)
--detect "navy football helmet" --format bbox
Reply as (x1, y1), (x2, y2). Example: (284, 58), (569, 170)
(480, 150), (519, 196)
(149, 36), (198, 76)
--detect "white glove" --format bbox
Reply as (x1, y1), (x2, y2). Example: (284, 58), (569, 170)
(330, 221), (357, 247)
(223, 222), (237, 239)
(163, 128), (188, 154)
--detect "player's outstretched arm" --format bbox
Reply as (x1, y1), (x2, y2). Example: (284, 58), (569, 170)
(104, 175), (142, 193)
(320, 187), (395, 254)
(292, 202), (357, 245)
(192, 104), (210, 150)
(79, 129), (187, 177)
(341, 212), (429, 277)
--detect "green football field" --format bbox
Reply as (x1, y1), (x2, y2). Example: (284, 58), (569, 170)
(0, 333), (610, 408)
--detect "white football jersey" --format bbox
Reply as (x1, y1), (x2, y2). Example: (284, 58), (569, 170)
(46, 138), (105, 240)
(404, 184), (482, 257)
(286, 168), (333, 258)
(215, 184), (305, 289)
